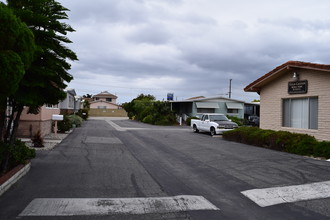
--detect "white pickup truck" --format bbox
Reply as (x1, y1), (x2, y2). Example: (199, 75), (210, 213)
(191, 113), (238, 136)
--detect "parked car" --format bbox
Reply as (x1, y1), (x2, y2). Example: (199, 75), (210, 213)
(248, 115), (259, 126)
(191, 113), (238, 136)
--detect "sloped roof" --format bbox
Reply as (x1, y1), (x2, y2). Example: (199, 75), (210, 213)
(187, 96), (205, 100)
(65, 88), (76, 96)
(171, 96), (245, 103)
(93, 91), (117, 99)
(244, 61), (330, 93)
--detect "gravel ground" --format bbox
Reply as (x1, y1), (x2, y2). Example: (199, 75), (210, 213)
(21, 131), (70, 150)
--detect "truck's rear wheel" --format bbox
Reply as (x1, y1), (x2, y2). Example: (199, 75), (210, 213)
(210, 127), (216, 136)
(193, 125), (199, 133)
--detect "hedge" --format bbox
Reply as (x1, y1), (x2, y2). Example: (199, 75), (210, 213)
(222, 127), (330, 159)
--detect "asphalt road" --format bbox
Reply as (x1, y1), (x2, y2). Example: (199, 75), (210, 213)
(1, 118), (330, 219)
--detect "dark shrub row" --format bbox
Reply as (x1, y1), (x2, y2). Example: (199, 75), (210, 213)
(58, 115), (84, 133)
(222, 127), (330, 159)
(0, 140), (35, 172)
(186, 116), (198, 126)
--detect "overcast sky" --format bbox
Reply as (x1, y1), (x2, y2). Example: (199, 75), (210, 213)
(55, 0), (330, 103)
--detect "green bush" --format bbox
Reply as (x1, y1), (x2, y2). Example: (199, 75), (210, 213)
(10, 140), (36, 165)
(77, 109), (89, 120)
(155, 114), (176, 126)
(313, 142), (330, 158)
(223, 127), (330, 159)
(58, 115), (83, 132)
(57, 115), (72, 132)
(67, 115), (83, 127)
(227, 115), (244, 126)
(0, 140), (35, 172)
(142, 115), (154, 124)
(123, 94), (176, 125)
(186, 116), (198, 126)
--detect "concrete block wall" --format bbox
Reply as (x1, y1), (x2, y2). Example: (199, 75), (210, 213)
(17, 120), (53, 138)
(260, 69), (330, 141)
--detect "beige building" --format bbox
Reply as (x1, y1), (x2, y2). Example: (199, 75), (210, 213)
(17, 89), (81, 138)
(88, 91), (127, 117)
(90, 91), (120, 109)
(17, 105), (60, 137)
(245, 61), (330, 141)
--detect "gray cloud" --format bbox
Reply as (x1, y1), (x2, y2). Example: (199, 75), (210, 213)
(56, 0), (330, 102)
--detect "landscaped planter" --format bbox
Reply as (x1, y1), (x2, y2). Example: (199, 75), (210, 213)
(0, 162), (31, 196)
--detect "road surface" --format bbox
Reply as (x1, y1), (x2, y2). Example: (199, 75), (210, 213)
(1, 117), (330, 219)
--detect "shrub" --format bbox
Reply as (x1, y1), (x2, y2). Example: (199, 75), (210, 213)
(223, 127), (330, 159)
(9, 140), (36, 165)
(142, 115), (154, 124)
(123, 94), (176, 125)
(154, 115), (176, 126)
(0, 140), (35, 174)
(186, 117), (198, 126)
(57, 115), (72, 132)
(67, 115), (83, 127)
(77, 109), (89, 120)
(227, 115), (244, 126)
(313, 142), (330, 158)
(32, 130), (44, 148)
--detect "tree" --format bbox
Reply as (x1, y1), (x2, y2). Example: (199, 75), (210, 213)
(0, 2), (36, 174)
(0, 2), (36, 140)
(83, 94), (93, 98)
(0, 0), (77, 173)
(122, 94), (176, 125)
(5, 0), (78, 142)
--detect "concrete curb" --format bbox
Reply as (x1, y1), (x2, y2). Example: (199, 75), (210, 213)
(0, 163), (31, 196)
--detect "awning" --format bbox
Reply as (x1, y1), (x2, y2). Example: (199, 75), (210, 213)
(195, 102), (219, 108)
(226, 102), (243, 109)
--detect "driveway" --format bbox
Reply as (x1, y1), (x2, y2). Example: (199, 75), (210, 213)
(1, 118), (330, 219)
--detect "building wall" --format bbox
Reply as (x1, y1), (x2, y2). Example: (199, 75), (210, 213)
(90, 101), (119, 109)
(59, 93), (75, 110)
(93, 97), (117, 104)
(20, 106), (60, 121)
(17, 120), (53, 138)
(260, 69), (330, 141)
(192, 100), (244, 118)
(89, 109), (127, 117)
(18, 106), (60, 138)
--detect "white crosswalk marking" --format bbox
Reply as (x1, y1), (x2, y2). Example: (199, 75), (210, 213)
(241, 180), (330, 207)
(19, 195), (219, 216)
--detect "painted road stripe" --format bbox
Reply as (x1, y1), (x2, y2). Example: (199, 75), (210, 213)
(241, 180), (330, 207)
(104, 119), (188, 132)
(19, 195), (219, 216)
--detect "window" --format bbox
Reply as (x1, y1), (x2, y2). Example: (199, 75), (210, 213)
(283, 97), (318, 129)
(46, 104), (58, 109)
(106, 98), (112, 102)
(197, 108), (215, 113)
(227, 109), (238, 114)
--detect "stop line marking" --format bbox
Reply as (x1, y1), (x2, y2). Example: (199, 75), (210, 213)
(19, 195), (219, 217)
(241, 180), (330, 207)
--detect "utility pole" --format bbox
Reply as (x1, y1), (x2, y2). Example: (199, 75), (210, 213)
(228, 79), (232, 99)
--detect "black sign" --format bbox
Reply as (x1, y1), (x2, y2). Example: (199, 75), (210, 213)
(288, 80), (308, 94)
